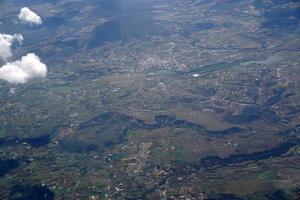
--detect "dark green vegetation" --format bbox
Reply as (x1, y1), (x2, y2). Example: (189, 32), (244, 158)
(8, 185), (54, 200)
(0, 159), (19, 177)
(199, 140), (298, 168)
(1, 0), (300, 199)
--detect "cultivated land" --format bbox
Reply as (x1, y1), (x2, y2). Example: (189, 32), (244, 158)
(0, 0), (300, 199)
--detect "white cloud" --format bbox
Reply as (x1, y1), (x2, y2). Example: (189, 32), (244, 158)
(0, 33), (23, 61)
(0, 53), (47, 84)
(18, 7), (42, 25)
